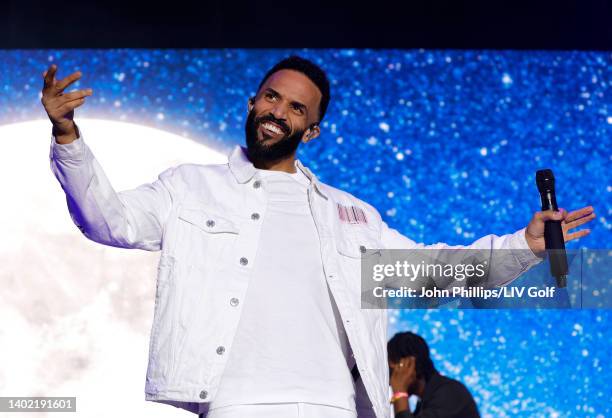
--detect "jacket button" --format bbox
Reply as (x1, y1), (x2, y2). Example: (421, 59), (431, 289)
(239, 257), (248, 266)
(251, 212), (260, 220)
(253, 180), (261, 189)
(199, 390), (208, 399)
(230, 297), (239, 307)
(216, 346), (225, 355)
(206, 219), (215, 228)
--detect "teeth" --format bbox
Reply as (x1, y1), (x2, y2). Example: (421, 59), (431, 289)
(262, 122), (282, 134)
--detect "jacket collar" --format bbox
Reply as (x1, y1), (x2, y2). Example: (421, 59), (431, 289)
(228, 145), (328, 199)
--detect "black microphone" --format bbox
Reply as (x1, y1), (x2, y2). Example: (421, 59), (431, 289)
(535, 169), (568, 288)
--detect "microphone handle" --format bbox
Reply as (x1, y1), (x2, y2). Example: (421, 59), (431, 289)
(544, 220), (568, 288)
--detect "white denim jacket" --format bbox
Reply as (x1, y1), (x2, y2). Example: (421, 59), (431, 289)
(49, 129), (542, 418)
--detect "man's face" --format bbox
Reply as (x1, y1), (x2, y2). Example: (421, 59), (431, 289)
(245, 69), (322, 161)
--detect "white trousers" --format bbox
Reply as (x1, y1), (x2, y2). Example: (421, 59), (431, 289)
(205, 402), (357, 418)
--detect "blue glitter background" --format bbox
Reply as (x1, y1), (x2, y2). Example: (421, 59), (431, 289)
(2, 49), (610, 417)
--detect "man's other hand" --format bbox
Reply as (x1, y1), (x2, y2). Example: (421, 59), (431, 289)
(525, 206), (596, 256)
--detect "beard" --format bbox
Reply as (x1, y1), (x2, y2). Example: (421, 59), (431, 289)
(245, 109), (305, 162)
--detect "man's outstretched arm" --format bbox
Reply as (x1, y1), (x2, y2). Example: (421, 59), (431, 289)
(49, 129), (176, 251)
(43, 64), (175, 251)
(380, 207), (595, 287)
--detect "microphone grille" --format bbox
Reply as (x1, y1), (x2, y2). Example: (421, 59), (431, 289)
(536, 169), (555, 193)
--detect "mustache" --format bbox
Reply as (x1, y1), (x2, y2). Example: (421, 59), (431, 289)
(255, 114), (290, 134)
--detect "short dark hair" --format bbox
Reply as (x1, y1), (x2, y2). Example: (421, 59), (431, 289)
(388, 331), (437, 381)
(257, 55), (331, 122)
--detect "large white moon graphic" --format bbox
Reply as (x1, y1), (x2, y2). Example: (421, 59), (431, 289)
(0, 119), (229, 417)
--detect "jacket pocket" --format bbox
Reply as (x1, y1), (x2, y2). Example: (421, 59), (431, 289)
(175, 204), (241, 268)
(177, 206), (240, 234)
(335, 227), (384, 304)
(336, 227), (382, 259)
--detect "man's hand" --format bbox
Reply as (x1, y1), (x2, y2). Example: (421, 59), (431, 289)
(525, 206), (596, 256)
(41, 64), (93, 144)
(390, 356), (417, 394)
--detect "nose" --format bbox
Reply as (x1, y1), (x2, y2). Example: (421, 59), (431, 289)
(269, 101), (288, 121)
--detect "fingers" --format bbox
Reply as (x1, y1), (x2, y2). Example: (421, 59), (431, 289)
(41, 64), (84, 96)
(564, 206), (595, 223)
(525, 206), (596, 244)
(559, 206), (596, 242)
(538, 206), (596, 228)
(560, 206), (596, 243)
(58, 89), (94, 103)
(565, 229), (591, 242)
(42, 64), (57, 91)
(55, 70), (83, 92)
(44, 88), (93, 115)
(564, 212), (596, 231)
(538, 209), (566, 222)
(56, 97), (87, 115)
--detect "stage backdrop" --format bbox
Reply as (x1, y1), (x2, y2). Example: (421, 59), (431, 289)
(0, 49), (609, 418)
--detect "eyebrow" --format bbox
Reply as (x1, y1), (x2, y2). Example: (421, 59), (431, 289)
(265, 88), (308, 113)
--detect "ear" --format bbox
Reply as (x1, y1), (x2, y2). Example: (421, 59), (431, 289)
(247, 96), (255, 112)
(302, 123), (321, 144)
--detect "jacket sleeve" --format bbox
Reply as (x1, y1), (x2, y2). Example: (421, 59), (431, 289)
(380, 221), (544, 287)
(49, 125), (175, 251)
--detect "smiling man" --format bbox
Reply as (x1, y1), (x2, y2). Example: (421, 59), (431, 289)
(244, 62), (325, 167)
(43, 55), (595, 418)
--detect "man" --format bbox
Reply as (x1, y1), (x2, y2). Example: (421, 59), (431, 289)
(41, 55), (594, 418)
(388, 332), (480, 418)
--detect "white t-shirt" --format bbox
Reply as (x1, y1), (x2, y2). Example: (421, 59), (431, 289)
(211, 162), (356, 412)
